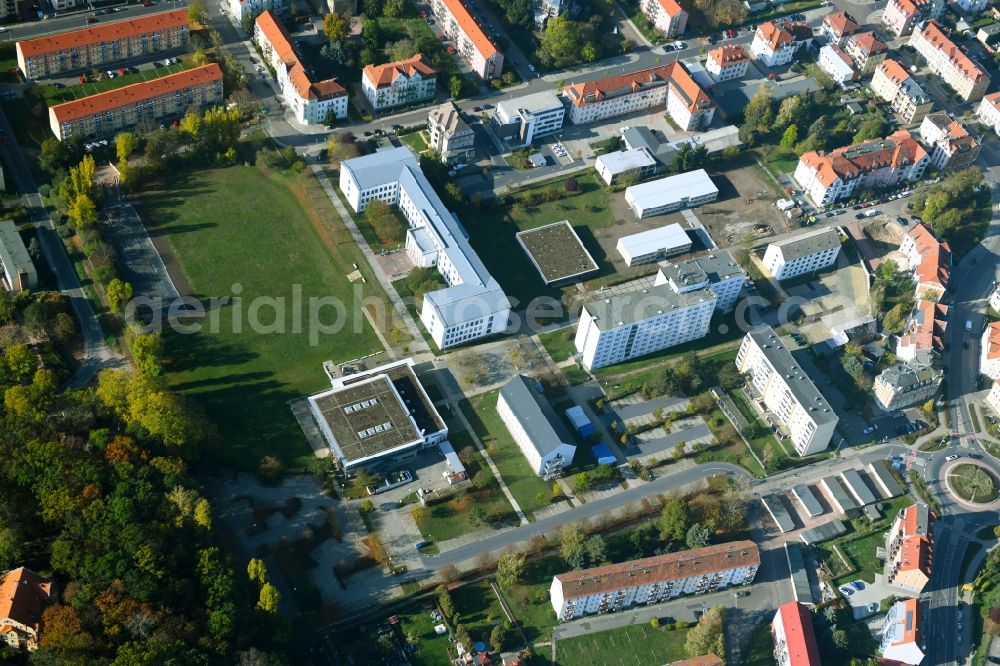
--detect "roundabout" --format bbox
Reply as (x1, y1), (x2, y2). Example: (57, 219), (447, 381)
(943, 461), (1000, 507)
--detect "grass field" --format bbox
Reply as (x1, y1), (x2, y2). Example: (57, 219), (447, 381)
(36, 61), (191, 106)
(143, 165), (386, 469)
(399, 131), (429, 153)
(538, 326), (578, 363)
(555, 624), (690, 666)
(451, 581), (508, 647)
(461, 391), (554, 517)
(948, 464), (999, 504)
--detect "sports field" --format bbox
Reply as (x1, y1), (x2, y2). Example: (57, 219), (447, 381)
(142, 165), (387, 469)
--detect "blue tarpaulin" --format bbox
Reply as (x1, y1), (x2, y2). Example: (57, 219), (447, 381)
(591, 443), (616, 465)
(565, 405), (596, 438)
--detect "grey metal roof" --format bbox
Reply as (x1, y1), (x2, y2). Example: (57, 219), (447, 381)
(428, 101), (472, 138)
(340, 146), (416, 191)
(621, 126), (679, 164)
(617, 223), (692, 261)
(867, 461), (903, 498)
(499, 375), (574, 458)
(581, 280), (716, 332)
(495, 90), (564, 122)
(0, 220), (36, 289)
(745, 326), (838, 426)
(792, 484), (825, 517)
(785, 542), (815, 604)
(768, 227), (841, 262)
(840, 469), (878, 506)
(822, 475), (858, 514)
(761, 494), (796, 533)
(798, 519), (848, 545)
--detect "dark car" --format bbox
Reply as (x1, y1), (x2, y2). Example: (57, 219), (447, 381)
(86, 16), (98, 22)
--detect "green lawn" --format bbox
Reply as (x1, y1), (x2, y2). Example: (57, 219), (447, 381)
(451, 582), (508, 647)
(331, 603), (453, 665)
(948, 464), (999, 503)
(36, 61), (190, 106)
(401, 606), (454, 666)
(834, 530), (887, 586)
(144, 165), (385, 469)
(764, 147), (800, 176)
(538, 326), (577, 363)
(0, 42), (17, 76)
(461, 391), (555, 517)
(697, 406), (767, 479)
(399, 131), (429, 153)
(555, 624), (690, 666)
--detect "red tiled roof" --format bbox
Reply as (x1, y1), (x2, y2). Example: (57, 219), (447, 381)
(823, 11), (859, 37)
(984, 90), (1000, 110)
(916, 20), (988, 84)
(878, 58), (911, 84)
(849, 30), (888, 55)
(363, 53), (436, 87)
(985, 322), (1000, 360)
(563, 62), (712, 113)
(707, 44), (748, 67)
(756, 21), (794, 49)
(17, 9), (188, 58)
(440, 0), (497, 59)
(49, 63), (222, 123)
(899, 299), (948, 352)
(656, 0), (685, 17)
(798, 129), (927, 188)
(774, 602), (821, 666)
(256, 11), (345, 101)
(906, 222), (950, 292)
(0, 568), (54, 636)
(555, 541), (759, 600)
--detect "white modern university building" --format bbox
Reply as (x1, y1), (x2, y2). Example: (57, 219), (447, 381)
(595, 148), (658, 186)
(737, 326), (839, 456)
(624, 169), (718, 219)
(762, 227), (841, 281)
(550, 541), (759, 621)
(490, 90), (566, 149)
(497, 374), (577, 478)
(616, 223), (692, 266)
(339, 147), (510, 349)
(574, 267), (717, 370)
(306, 358), (448, 471)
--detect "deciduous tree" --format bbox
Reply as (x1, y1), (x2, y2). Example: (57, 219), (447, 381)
(323, 12), (351, 41)
(496, 551), (525, 587)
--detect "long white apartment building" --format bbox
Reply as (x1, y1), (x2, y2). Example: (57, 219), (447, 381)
(574, 269), (717, 370)
(431, 0), (504, 79)
(737, 326), (839, 455)
(792, 130), (928, 206)
(871, 59), (934, 124)
(491, 90), (565, 149)
(762, 227), (841, 281)
(640, 0), (687, 37)
(562, 63), (715, 131)
(361, 54), (437, 112)
(705, 45), (749, 83)
(497, 374), (576, 477)
(550, 541), (759, 621)
(977, 92), (1000, 135)
(909, 20), (990, 102)
(772, 601), (822, 666)
(339, 147), (509, 349)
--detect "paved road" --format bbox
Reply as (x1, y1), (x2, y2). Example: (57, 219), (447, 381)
(2, 0), (190, 42)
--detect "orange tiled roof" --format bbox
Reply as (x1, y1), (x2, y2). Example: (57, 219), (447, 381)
(0, 568), (54, 636)
(563, 62), (712, 113)
(906, 223), (950, 291)
(985, 322), (1000, 360)
(656, 0), (685, 17)
(17, 9), (188, 58)
(823, 11), (859, 37)
(555, 541), (759, 600)
(917, 20), (988, 84)
(984, 90), (1000, 110)
(756, 21), (794, 49)
(878, 58), (912, 83)
(440, 0), (497, 59)
(890, 599), (922, 647)
(896, 534), (933, 576)
(798, 129), (928, 188)
(49, 63), (222, 124)
(849, 30), (888, 55)
(899, 299), (948, 352)
(363, 53), (436, 87)
(775, 602), (821, 666)
(707, 44), (748, 68)
(667, 656), (724, 666)
(256, 11), (345, 101)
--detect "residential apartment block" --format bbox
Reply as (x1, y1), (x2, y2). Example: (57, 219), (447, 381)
(659, 250), (747, 312)
(988, 378), (1000, 416)
(255, 11), (347, 124)
(981, 322), (1000, 380)
(918, 112), (980, 172)
(48, 63), (223, 141)
(497, 374), (576, 477)
(762, 227), (841, 281)
(16, 9), (189, 79)
(562, 62), (715, 131)
(0, 567), (55, 652)
(882, 0), (942, 37)
(909, 20), (990, 102)
(0, 220), (37, 293)
(705, 45), (749, 82)
(306, 358), (448, 470)
(817, 44), (856, 84)
(792, 130), (929, 206)
(977, 91), (1000, 135)
(640, 0), (688, 38)
(955, 0), (989, 13)
(595, 148), (658, 186)
(339, 147), (510, 350)
(550, 541), (759, 621)
(873, 353), (941, 411)
(896, 299), (947, 362)
(821, 11), (859, 44)
(885, 503), (933, 595)
(362, 54), (437, 112)
(880, 599), (926, 665)
(574, 268), (716, 369)
(230, 0), (286, 25)
(491, 90), (565, 148)
(871, 59), (934, 124)
(843, 30), (889, 74)
(427, 101), (475, 163)
(772, 602), (821, 666)
(749, 21), (813, 68)
(737, 326), (839, 456)
(432, 0), (504, 79)
(900, 222), (950, 300)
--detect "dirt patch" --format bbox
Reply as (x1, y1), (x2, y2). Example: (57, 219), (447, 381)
(698, 165), (791, 249)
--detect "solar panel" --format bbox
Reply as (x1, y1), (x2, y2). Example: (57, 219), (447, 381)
(905, 610), (913, 631)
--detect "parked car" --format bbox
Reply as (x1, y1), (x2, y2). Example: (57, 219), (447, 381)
(447, 46), (456, 54)
(946, 454), (960, 461)
(415, 541), (431, 550)
(850, 581), (865, 591)
(839, 586), (854, 597)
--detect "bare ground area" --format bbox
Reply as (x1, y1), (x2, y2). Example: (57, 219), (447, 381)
(698, 166), (792, 249)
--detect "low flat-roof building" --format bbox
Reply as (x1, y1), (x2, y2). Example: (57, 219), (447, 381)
(307, 358), (448, 471)
(624, 169), (718, 219)
(491, 90), (565, 149)
(821, 475), (859, 516)
(0, 220), (37, 293)
(772, 601), (821, 666)
(762, 227), (841, 281)
(550, 541), (759, 621)
(868, 460), (904, 498)
(798, 519), (848, 545)
(515, 220), (599, 285)
(616, 223), (693, 266)
(840, 469), (878, 506)
(785, 542), (815, 605)
(762, 494), (796, 533)
(792, 484), (825, 517)
(595, 148), (658, 186)
(621, 126), (679, 167)
(497, 374), (576, 478)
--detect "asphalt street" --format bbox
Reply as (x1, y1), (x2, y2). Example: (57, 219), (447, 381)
(2, 0), (190, 41)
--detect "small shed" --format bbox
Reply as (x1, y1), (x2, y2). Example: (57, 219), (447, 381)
(591, 443), (616, 465)
(529, 153), (547, 168)
(565, 405), (596, 438)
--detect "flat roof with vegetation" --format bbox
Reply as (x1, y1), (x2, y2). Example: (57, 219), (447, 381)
(515, 220), (599, 285)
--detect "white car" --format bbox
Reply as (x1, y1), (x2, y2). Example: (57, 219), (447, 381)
(528, 64), (536, 72)
(0, 26), (8, 32)
(863, 426), (875, 434)
(946, 455), (960, 461)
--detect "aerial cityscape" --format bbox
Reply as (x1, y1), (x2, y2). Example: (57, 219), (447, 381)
(2, 0), (1000, 662)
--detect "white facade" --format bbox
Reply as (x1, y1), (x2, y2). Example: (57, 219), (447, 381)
(339, 148), (510, 349)
(879, 600), (925, 665)
(990, 285), (1000, 313)
(705, 45), (749, 82)
(574, 271), (716, 369)
(987, 379), (1000, 416)
(595, 148), (658, 186)
(818, 45), (856, 84)
(772, 602), (821, 666)
(431, 0), (504, 79)
(658, 251), (747, 312)
(981, 322), (1000, 380)
(616, 224), (693, 266)
(919, 113), (979, 172)
(978, 92), (1000, 135)
(624, 169), (718, 219)
(492, 90), (565, 148)
(640, 0), (687, 37)
(231, 0), (286, 24)
(762, 228), (841, 281)
(496, 375), (576, 477)
(750, 22), (809, 68)
(871, 60), (934, 124)
(737, 326), (839, 455)
(361, 55), (437, 112)
(909, 20), (990, 102)
(427, 102), (475, 163)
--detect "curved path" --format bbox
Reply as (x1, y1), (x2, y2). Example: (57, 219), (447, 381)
(940, 460), (1000, 512)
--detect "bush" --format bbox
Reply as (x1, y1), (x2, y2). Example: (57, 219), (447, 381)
(258, 456), (285, 485)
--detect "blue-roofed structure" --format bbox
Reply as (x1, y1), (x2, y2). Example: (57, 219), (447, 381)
(565, 405), (596, 438)
(591, 443), (616, 465)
